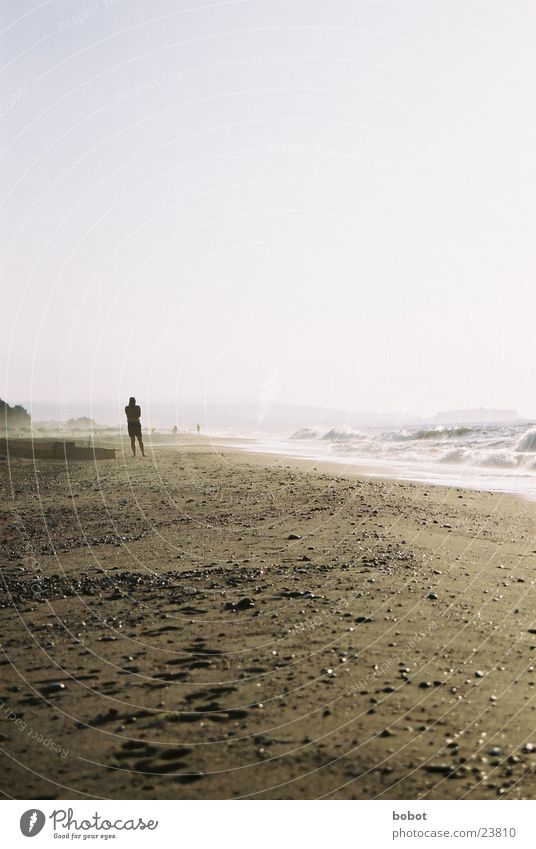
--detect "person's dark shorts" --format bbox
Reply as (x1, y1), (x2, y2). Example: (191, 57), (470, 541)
(128, 421), (142, 438)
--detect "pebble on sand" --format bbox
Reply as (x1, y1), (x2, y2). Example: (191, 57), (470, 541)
(42, 682), (66, 693)
(225, 597), (256, 611)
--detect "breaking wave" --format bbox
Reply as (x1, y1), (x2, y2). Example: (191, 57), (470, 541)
(321, 426), (365, 442)
(516, 429), (536, 452)
(289, 427), (323, 440)
(288, 422), (536, 476)
(413, 426), (473, 440)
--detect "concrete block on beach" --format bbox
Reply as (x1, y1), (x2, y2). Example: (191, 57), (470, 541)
(0, 438), (116, 461)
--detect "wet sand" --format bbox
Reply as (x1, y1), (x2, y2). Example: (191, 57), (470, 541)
(2, 437), (536, 799)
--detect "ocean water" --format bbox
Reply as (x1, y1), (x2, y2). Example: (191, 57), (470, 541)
(239, 422), (536, 499)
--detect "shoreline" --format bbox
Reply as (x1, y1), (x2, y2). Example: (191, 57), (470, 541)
(9, 428), (536, 501)
(198, 436), (536, 503)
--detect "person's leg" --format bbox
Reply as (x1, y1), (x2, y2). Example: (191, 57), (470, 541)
(137, 432), (145, 457)
(129, 428), (136, 455)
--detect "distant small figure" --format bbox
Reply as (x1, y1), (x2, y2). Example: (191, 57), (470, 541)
(125, 396), (145, 457)
(196, 423), (200, 435)
(172, 425), (178, 434)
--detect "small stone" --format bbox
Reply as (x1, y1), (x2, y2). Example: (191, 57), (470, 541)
(522, 743), (536, 753)
(42, 682), (66, 693)
(424, 763), (452, 775)
(288, 533), (301, 540)
(428, 592), (438, 600)
(225, 597), (256, 611)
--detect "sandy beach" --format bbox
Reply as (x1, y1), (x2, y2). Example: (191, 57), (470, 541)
(2, 437), (536, 800)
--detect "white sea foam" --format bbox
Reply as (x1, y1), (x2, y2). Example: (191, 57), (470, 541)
(280, 421), (536, 496)
(289, 427), (323, 440)
(440, 448), (469, 464)
(516, 429), (536, 452)
(321, 426), (365, 442)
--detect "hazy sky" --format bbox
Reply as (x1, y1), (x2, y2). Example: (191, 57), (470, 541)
(2, 0), (536, 419)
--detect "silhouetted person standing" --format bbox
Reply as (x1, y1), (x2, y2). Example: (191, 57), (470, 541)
(125, 396), (145, 457)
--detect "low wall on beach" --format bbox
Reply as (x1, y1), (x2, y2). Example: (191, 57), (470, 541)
(0, 438), (116, 461)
